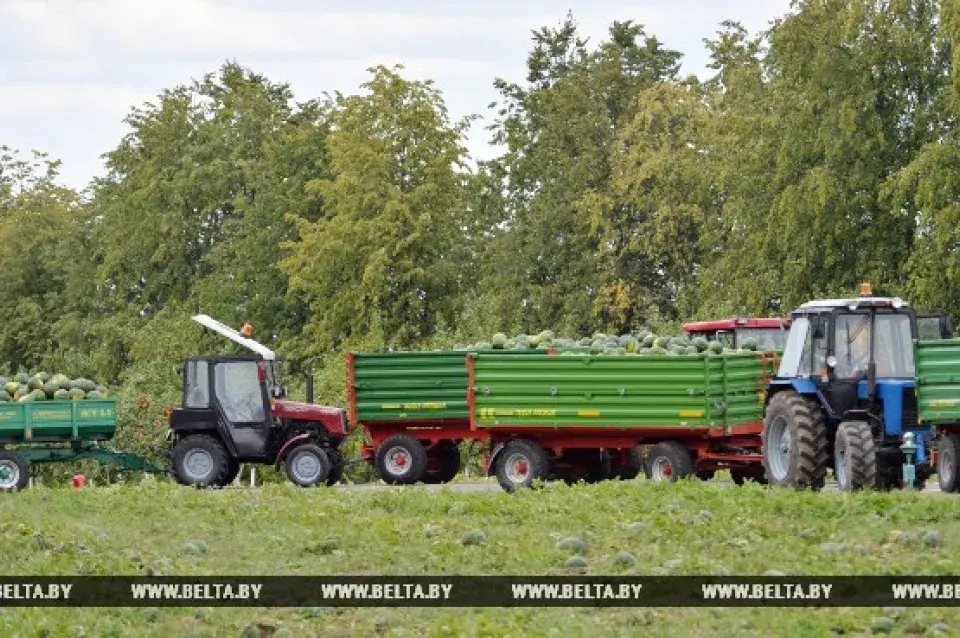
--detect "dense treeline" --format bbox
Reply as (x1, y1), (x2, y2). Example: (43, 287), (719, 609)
(2, 1), (959, 463)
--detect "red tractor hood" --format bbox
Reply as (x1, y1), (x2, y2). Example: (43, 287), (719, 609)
(273, 400), (349, 436)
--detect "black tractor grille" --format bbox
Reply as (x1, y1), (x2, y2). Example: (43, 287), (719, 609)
(902, 388), (919, 430)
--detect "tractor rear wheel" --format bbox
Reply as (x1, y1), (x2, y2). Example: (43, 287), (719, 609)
(937, 435), (960, 493)
(643, 441), (694, 483)
(284, 444), (331, 487)
(376, 435), (428, 485)
(833, 421), (876, 491)
(610, 447), (643, 480)
(494, 439), (549, 492)
(171, 434), (229, 488)
(761, 391), (828, 490)
(422, 442), (461, 484)
(0, 450), (29, 492)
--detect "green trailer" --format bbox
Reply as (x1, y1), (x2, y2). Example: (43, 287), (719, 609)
(915, 338), (960, 492)
(468, 351), (775, 491)
(0, 399), (164, 492)
(346, 349), (551, 485)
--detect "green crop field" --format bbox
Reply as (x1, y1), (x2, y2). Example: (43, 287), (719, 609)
(2, 479), (960, 637)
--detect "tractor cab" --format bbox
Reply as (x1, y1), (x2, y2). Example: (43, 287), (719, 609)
(917, 313), (954, 340)
(683, 317), (791, 352)
(763, 283), (932, 491)
(166, 315), (348, 488)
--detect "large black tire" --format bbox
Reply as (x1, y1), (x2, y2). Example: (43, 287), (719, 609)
(761, 391), (828, 490)
(833, 421), (877, 492)
(326, 448), (345, 486)
(422, 442), (461, 484)
(938, 435), (960, 493)
(171, 434), (230, 487)
(375, 435), (428, 485)
(610, 447), (643, 480)
(284, 444), (331, 487)
(0, 450), (30, 492)
(584, 450), (613, 483)
(494, 439), (550, 492)
(643, 441), (694, 483)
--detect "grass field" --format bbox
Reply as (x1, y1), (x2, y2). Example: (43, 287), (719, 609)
(2, 478), (960, 637)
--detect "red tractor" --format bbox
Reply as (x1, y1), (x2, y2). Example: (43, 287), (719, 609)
(167, 315), (348, 488)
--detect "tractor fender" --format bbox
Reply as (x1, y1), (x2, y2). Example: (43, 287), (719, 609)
(274, 433), (312, 470)
(486, 442), (507, 477)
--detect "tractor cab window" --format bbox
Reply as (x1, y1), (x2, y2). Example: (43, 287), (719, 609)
(833, 312), (915, 379)
(779, 317), (808, 377)
(833, 314), (871, 379)
(874, 314), (915, 378)
(799, 316), (828, 377)
(184, 360), (209, 408)
(715, 330), (734, 348)
(737, 327), (789, 351)
(213, 361), (266, 424)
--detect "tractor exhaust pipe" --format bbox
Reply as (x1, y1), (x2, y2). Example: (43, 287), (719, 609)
(305, 359), (315, 404)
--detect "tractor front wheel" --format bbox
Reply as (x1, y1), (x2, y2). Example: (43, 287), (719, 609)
(761, 391), (828, 490)
(833, 421), (877, 492)
(284, 444), (331, 487)
(171, 435), (230, 488)
(0, 450), (30, 492)
(376, 435), (428, 485)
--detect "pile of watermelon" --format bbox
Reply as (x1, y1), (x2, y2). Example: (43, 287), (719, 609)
(0, 372), (108, 403)
(454, 331), (763, 356)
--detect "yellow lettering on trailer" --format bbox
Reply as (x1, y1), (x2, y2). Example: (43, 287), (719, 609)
(679, 410), (705, 418)
(577, 410), (601, 418)
(930, 400), (957, 408)
(381, 403), (402, 410)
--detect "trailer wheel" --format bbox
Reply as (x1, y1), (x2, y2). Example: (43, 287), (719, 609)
(937, 435), (960, 492)
(833, 421), (876, 492)
(0, 450), (29, 492)
(643, 441), (694, 483)
(284, 444), (331, 487)
(584, 450), (613, 483)
(423, 442), (461, 484)
(761, 391), (828, 490)
(610, 447), (642, 480)
(376, 435), (428, 485)
(171, 435), (229, 487)
(495, 439), (549, 492)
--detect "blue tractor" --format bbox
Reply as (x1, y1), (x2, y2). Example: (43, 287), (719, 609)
(761, 283), (934, 491)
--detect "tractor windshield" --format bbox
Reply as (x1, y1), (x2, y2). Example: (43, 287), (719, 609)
(834, 312), (915, 379)
(779, 317), (809, 377)
(736, 327), (789, 351)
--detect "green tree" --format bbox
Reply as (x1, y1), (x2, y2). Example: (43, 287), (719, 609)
(280, 65), (471, 356)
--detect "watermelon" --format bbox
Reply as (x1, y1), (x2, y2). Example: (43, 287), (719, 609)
(0, 376), (8, 387)
(51, 374), (69, 385)
(85, 390), (104, 400)
(53, 389), (70, 401)
(491, 333), (507, 349)
(29, 389), (46, 401)
(73, 378), (97, 392)
(0, 390), (9, 402)
(27, 376), (44, 391)
(742, 338), (759, 351)
(5, 382), (17, 396)
(709, 341), (724, 355)
(69, 389), (86, 401)
(642, 334), (656, 348)
(14, 373), (30, 384)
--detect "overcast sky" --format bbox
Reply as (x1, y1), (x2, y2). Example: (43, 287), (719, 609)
(0, 0), (792, 190)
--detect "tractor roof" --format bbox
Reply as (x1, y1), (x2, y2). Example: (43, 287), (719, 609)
(796, 297), (909, 311)
(683, 317), (789, 332)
